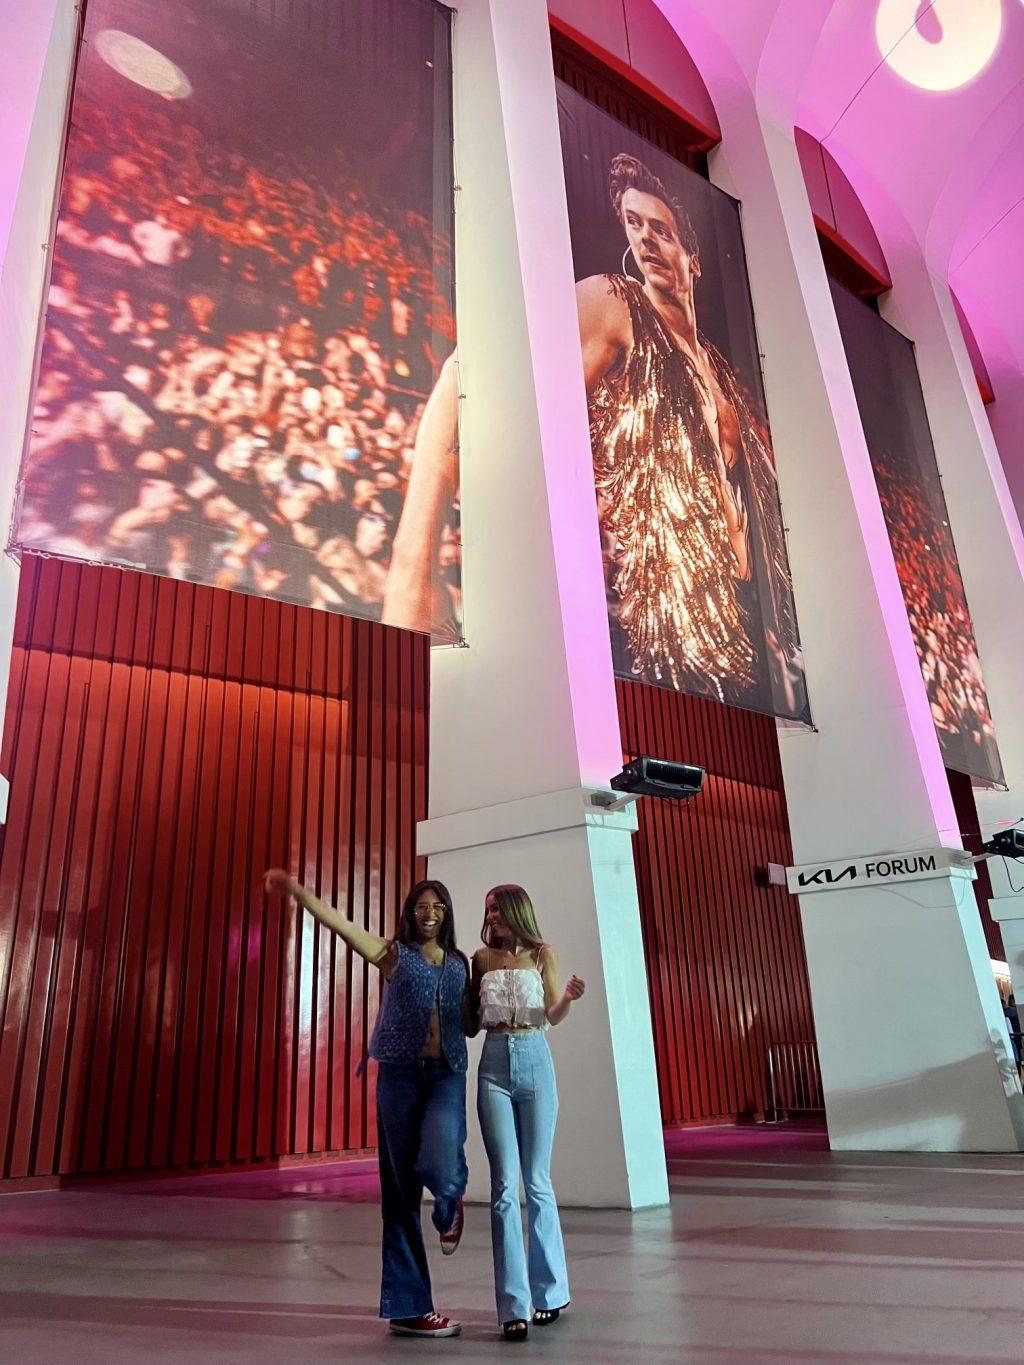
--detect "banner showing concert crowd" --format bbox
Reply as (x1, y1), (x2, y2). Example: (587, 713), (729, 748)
(14, 0), (460, 640)
(558, 83), (810, 725)
(831, 281), (1003, 786)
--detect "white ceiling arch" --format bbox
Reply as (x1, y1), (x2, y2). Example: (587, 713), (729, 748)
(653, 0), (1024, 416)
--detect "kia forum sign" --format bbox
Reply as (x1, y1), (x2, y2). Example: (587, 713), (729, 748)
(786, 847), (976, 896)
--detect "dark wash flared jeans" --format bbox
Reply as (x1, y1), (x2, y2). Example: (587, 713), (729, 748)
(376, 1058), (468, 1320)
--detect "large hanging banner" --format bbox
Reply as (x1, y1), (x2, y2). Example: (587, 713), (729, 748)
(831, 281), (1003, 786)
(13, 0), (460, 639)
(558, 82), (809, 722)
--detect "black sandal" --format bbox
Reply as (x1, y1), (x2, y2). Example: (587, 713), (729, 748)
(532, 1305), (568, 1326)
(502, 1320), (528, 1343)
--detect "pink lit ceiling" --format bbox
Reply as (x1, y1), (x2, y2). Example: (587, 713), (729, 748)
(650, 0), (1024, 481)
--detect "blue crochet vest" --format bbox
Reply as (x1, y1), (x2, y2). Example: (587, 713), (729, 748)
(369, 943), (468, 1072)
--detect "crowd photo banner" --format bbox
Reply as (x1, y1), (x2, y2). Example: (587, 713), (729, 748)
(831, 281), (1003, 786)
(558, 82), (809, 723)
(12, 0), (460, 639)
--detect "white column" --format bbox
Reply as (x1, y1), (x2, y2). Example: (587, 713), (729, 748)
(0, 0), (78, 767)
(880, 245), (1024, 1007)
(703, 94), (1023, 1150)
(424, 0), (668, 1208)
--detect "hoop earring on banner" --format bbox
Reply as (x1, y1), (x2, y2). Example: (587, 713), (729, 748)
(622, 247), (644, 282)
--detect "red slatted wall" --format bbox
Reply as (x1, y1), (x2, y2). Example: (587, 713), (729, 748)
(618, 679), (818, 1124)
(0, 557), (429, 1180)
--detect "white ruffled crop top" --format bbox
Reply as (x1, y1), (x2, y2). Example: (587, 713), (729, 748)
(479, 968), (549, 1031)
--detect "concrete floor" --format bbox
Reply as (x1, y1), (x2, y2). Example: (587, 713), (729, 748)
(1, 1126), (1022, 1363)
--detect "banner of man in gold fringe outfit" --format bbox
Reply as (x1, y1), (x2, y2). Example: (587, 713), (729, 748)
(560, 84), (809, 723)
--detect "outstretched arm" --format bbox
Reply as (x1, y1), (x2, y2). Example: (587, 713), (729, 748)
(264, 868), (393, 971)
(381, 352), (459, 635)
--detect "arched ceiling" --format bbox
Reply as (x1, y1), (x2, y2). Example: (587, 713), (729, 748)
(653, 0), (1024, 412)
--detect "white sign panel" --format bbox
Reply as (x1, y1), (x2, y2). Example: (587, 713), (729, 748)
(786, 847), (976, 896)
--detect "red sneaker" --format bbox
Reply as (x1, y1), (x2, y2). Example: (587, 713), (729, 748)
(389, 1312), (462, 1338)
(439, 1197), (464, 1256)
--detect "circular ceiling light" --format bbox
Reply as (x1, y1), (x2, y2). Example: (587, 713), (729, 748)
(876, 0), (1003, 92)
(93, 29), (192, 99)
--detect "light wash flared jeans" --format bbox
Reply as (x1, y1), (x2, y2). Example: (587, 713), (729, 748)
(477, 1031), (570, 1324)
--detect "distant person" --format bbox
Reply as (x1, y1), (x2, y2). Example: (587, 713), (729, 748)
(1004, 993), (1021, 1068)
(131, 212), (190, 267)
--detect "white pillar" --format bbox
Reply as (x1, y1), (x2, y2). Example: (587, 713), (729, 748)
(702, 94), (1023, 1150)
(423, 0), (668, 1208)
(880, 244), (1024, 1007)
(0, 0), (78, 771)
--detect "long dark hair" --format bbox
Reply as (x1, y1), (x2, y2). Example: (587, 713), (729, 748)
(396, 879), (469, 975)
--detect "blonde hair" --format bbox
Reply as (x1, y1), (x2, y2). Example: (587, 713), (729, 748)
(483, 884), (546, 953)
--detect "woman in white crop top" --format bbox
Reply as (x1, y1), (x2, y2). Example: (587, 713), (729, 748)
(469, 883), (585, 1343)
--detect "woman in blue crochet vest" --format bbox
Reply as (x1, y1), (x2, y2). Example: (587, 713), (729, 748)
(264, 870), (470, 1340)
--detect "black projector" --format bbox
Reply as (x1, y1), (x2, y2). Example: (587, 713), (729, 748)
(986, 826), (1024, 859)
(610, 756), (705, 801)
